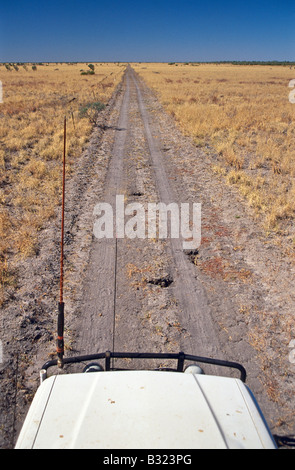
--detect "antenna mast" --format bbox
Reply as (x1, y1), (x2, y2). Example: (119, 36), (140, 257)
(57, 116), (66, 368)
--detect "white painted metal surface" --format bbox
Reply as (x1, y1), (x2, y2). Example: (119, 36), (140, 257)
(15, 371), (276, 449)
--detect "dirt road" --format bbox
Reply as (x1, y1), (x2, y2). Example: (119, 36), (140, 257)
(1, 65), (294, 448)
(74, 65), (222, 363)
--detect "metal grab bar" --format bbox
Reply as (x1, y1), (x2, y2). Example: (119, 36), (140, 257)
(41, 351), (247, 382)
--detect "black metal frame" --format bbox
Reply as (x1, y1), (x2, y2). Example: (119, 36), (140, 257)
(42, 351), (247, 382)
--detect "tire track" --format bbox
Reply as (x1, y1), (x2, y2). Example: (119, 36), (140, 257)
(74, 70), (130, 355)
(132, 70), (221, 360)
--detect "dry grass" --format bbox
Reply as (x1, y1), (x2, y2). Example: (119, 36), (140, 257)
(134, 63), (295, 235)
(0, 62), (125, 304)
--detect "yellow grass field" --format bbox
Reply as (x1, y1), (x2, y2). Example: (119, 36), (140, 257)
(1, 62), (295, 304)
(0, 62), (125, 304)
(134, 63), (295, 234)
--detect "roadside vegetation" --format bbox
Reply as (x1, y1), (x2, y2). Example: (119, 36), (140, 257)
(134, 63), (295, 237)
(0, 62), (125, 304)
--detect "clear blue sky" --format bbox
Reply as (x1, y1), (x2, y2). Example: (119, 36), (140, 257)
(0, 0), (294, 62)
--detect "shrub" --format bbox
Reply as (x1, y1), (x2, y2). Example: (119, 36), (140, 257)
(79, 101), (105, 123)
(80, 69), (95, 75)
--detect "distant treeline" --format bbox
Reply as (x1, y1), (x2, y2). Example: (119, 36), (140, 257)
(211, 61), (295, 66)
(170, 61), (295, 66)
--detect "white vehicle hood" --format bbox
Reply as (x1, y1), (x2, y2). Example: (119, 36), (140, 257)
(15, 370), (276, 449)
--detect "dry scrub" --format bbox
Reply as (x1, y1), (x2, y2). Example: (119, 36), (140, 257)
(134, 63), (295, 237)
(0, 62), (125, 304)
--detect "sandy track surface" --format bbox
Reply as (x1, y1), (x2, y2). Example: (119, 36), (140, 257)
(1, 66), (294, 448)
(74, 66), (222, 363)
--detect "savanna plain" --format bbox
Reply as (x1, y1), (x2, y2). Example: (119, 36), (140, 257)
(134, 63), (295, 232)
(0, 61), (295, 447)
(0, 62), (125, 304)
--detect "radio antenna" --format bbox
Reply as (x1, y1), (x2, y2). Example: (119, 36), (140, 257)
(57, 116), (67, 368)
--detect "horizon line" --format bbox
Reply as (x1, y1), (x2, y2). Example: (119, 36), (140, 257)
(1, 59), (295, 65)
